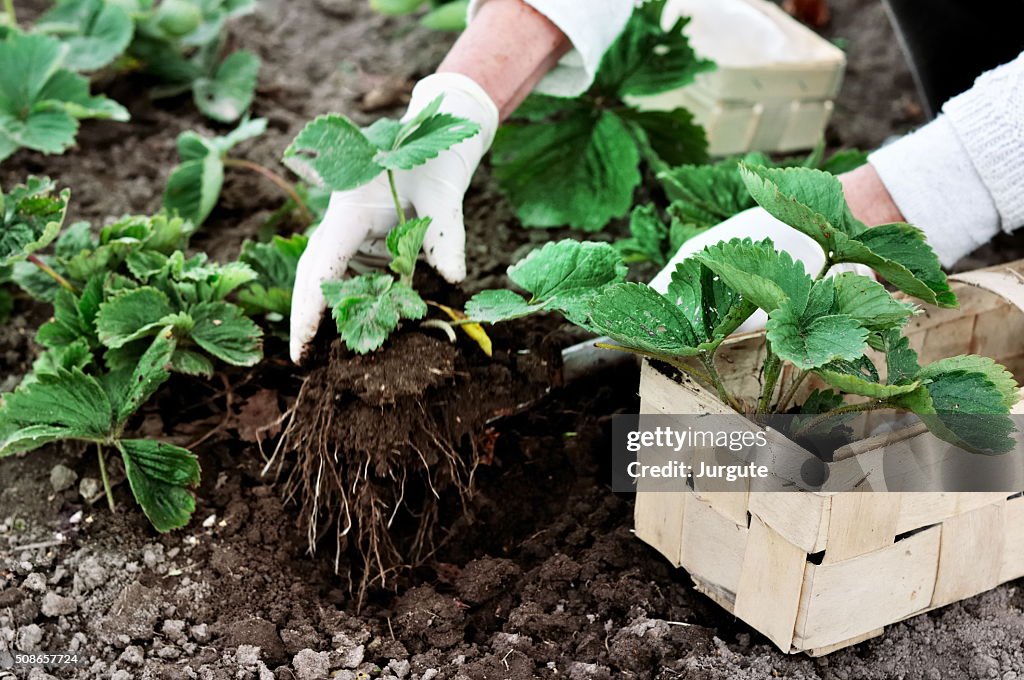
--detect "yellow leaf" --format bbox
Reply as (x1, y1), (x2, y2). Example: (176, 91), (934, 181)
(432, 302), (492, 357)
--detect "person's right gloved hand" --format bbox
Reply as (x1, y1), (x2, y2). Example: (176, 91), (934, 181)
(649, 207), (874, 333)
(289, 73), (499, 364)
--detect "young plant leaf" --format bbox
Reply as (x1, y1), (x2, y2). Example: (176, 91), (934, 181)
(692, 238), (812, 314)
(375, 101), (481, 171)
(162, 118), (266, 226)
(236, 233), (308, 317)
(192, 49), (260, 123)
(323, 273), (427, 354)
(96, 287), (176, 349)
(595, 0), (714, 98)
(34, 0), (135, 72)
(491, 110), (642, 231)
(465, 240), (628, 324)
(765, 298), (867, 371)
(666, 258), (756, 342)
(0, 176), (70, 266)
(0, 32), (128, 162)
(893, 369), (1017, 455)
(387, 217), (431, 281)
(741, 165), (955, 308)
(615, 205), (669, 266)
(190, 301), (262, 366)
(0, 368), (113, 455)
(587, 282), (703, 357)
(118, 438), (200, 532)
(283, 114), (383, 191)
(831, 272), (916, 331)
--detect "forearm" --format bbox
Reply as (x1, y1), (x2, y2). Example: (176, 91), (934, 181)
(437, 0), (571, 120)
(839, 164), (905, 227)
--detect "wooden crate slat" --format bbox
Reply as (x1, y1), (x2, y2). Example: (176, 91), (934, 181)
(793, 527), (941, 650)
(733, 514), (806, 650)
(679, 494), (748, 599)
(931, 501), (1006, 608)
(822, 493), (901, 564)
(999, 495), (1024, 583)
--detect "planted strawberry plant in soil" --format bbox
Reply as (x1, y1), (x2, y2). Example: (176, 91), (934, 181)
(4, 1), (1024, 679)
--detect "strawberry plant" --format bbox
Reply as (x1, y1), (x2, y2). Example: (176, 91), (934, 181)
(490, 0), (714, 231)
(30, 0), (260, 123)
(469, 165), (1019, 455)
(617, 147), (869, 267)
(163, 118), (312, 227)
(0, 329), (201, 532)
(0, 31), (129, 163)
(282, 95), (481, 353)
(370, 0), (469, 32)
(0, 175), (270, 531)
(235, 232), (308, 325)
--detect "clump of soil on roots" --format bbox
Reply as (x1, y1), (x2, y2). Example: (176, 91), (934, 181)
(273, 329), (553, 600)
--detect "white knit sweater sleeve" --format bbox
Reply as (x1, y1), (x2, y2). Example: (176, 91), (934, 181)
(869, 51), (1024, 267)
(466, 0), (634, 97)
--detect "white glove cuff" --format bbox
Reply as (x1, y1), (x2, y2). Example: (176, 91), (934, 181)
(406, 73), (500, 156)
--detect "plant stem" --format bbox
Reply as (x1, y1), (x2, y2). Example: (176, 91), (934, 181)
(700, 352), (744, 413)
(387, 170), (406, 225)
(814, 259), (831, 281)
(757, 349), (783, 414)
(2, 0), (15, 26)
(223, 158), (313, 224)
(792, 400), (889, 438)
(97, 444), (116, 513)
(775, 369), (809, 414)
(593, 343), (714, 385)
(27, 254), (75, 293)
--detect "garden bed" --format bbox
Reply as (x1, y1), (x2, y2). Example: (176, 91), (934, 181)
(5, 0), (1024, 679)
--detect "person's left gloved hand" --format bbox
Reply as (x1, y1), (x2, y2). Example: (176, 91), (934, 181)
(289, 73), (499, 364)
(649, 207), (874, 333)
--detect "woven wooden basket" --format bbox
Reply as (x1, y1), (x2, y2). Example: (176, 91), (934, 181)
(634, 261), (1024, 655)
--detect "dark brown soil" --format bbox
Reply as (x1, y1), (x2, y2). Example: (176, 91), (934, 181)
(6, 1), (1024, 680)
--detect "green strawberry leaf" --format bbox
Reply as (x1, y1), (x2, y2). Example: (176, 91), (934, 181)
(831, 272), (916, 331)
(236, 233), (307, 317)
(190, 301), (263, 366)
(374, 99), (481, 171)
(894, 370), (1017, 455)
(766, 297), (867, 370)
(595, 0), (714, 98)
(35, 0), (134, 72)
(587, 282), (703, 357)
(466, 240), (628, 325)
(816, 355), (921, 399)
(386, 217), (431, 281)
(666, 258), (756, 342)
(615, 205), (669, 266)
(323, 273), (427, 354)
(693, 238), (813, 314)
(0, 176), (70, 266)
(0, 367), (113, 454)
(464, 289), (535, 324)
(162, 154), (223, 226)
(492, 110), (641, 231)
(283, 114), (382, 191)
(112, 327), (177, 426)
(193, 49), (260, 123)
(96, 287), (175, 349)
(118, 438), (200, 532)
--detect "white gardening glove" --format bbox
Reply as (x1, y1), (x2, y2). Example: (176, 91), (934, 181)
(289, 73), (499, 363)
(650, 207), (874, 334)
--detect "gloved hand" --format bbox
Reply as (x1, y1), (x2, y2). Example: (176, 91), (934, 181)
(289, 73), (500, 363)
(649, 207), (874, 334)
